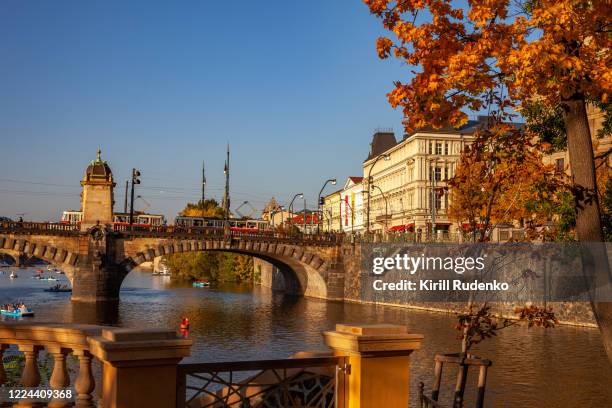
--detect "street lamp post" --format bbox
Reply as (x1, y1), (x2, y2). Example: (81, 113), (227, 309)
(317, 179), (337, 234)
(429, 158), (438, 241)
(371, 184), (389, 233)
(366, 154), (390, 233)
(270, 206), (284, 228)
(129, 168), (141, 225)
(288, 193), (304, 228)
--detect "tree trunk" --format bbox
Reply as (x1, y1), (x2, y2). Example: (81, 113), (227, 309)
(563, 96), (612, 363)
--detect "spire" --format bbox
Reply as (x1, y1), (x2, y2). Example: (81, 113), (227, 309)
(201, 161), (206, 202)
(223, 144), (230, 221)
(96, 147), (102, 161)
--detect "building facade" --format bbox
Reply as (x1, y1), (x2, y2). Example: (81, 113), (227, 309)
(362, 122), (487, 237)
(321, 189), (342, 232)
(338, 177), (364, 233)
(543, 104), (610, 176)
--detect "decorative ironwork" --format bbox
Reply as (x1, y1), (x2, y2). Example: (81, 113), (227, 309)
(177, 356), (348, 408)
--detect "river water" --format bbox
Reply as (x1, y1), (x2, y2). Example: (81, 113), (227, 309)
(1, 267), (611, 407)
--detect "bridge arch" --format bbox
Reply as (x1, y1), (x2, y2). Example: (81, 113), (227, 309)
(0, 236), (79, 279)
(120, 238), (333, 299)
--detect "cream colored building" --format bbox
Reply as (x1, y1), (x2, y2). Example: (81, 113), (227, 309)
(321, 189), (342, 232)
(338, 177), (365, 233)
(362, 122), (487, 236)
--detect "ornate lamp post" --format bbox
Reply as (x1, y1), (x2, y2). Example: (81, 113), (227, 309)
(366, 154), (390, 233)
(371, 184), (389, 233)
(317, 179), (337, 234)
(270, 205), (285, 228)
(288, 193), (304, 227)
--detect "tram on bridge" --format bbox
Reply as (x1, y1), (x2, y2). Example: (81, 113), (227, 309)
(61, 211), (270, 232)
(174, 216), (270, 232)
(61, 210), (166, 227)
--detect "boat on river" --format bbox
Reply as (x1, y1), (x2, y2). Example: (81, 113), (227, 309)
(9, 272), (17, 279)
(32, 276), (57, 281)
(45, 284), (72, 293)
(1, 307), (34, 317)
(192, 282), (210, 288)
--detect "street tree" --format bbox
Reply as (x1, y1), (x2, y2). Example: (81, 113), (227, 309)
(364, 0), (612, 360)
(447, 121), (567, 242)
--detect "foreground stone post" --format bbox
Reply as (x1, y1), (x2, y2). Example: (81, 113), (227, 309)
(47, 346), (71, 408)
(16, 344), (43, 408)
(323, 324), (423, 408)
(88, 328), (191, 408)
(73, 349), (95, 408)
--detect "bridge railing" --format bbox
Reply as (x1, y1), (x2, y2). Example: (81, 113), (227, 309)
(0, 222), (80, 234)
(114, 224), (345, 244)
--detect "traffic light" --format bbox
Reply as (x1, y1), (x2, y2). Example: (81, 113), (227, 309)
(129, 168), (141, 225)
(132, 169), (141, 184)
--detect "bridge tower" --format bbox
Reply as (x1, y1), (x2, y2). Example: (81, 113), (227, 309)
(80, 149), (115, 230)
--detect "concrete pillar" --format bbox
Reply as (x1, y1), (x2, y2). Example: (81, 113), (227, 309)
(88, 328), (192, 408)
(323, 324), (423, 408)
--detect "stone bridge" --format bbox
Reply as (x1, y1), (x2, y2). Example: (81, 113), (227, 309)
(0, 222), (347, 302)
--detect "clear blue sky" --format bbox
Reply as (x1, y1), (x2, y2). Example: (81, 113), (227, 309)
(0, 0), (408, 221)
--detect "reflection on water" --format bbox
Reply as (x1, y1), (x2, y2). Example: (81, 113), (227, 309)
(1, 268), (611, 407)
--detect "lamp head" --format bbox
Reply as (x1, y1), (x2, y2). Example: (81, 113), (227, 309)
(331, 179), (337, 185)
(383, 154), (391, 161)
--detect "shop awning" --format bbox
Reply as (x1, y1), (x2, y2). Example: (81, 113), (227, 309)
(388, 223), (415, 232)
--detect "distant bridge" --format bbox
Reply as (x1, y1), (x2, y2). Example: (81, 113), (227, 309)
(0, 222), (347, 302)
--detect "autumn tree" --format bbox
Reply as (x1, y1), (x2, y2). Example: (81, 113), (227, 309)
(181, 198), (225, 218)
(364, 0), (612, 360)
(165, 199), (253, 282)
(448, 121), (567, 242)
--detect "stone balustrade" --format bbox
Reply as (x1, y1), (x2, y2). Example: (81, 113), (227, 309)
(0, 323), (101, 408)
(0, 322), (192, 408)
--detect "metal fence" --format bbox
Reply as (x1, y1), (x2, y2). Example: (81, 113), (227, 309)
(176, 356), (349, 408)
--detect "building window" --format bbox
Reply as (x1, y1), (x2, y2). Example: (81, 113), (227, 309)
(445, 142), (449, 155)
(436, 142), (442, 155)
(555, 158), (565, 173)
(428, 141), (433, 154)
(435, 195), (442, 210)
(434, 167), (442, 181)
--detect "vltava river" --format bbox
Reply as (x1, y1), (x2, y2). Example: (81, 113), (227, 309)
(1, 268), (611, 407)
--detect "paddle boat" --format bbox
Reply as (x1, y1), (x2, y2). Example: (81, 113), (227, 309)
(1, 305), (34, 317)
(9, 271), (17, 279)
(35, 276), (57, 281)
(192, 281), (210, 288)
